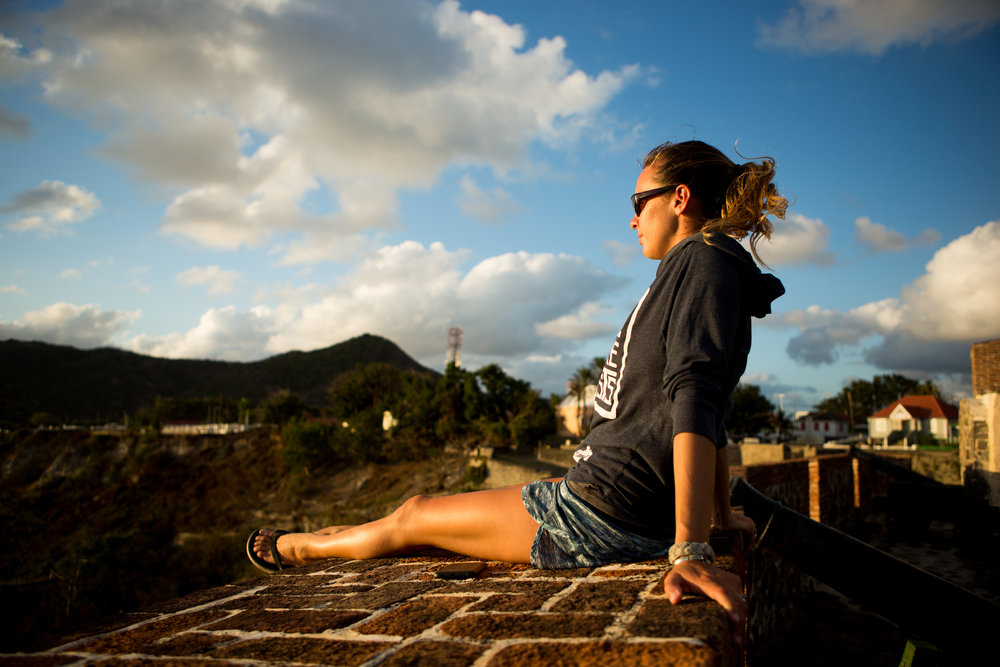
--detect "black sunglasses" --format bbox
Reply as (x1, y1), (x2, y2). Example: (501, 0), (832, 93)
(631, 185), (676, 216)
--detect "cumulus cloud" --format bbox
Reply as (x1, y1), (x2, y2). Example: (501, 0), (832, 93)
(128, 306), (276, 361)
(457, 175), (524, 225)
(1, 180), (100, 235)
(898, 220), (1000, 340)
(21, 0), (636, 261)
(126, 241), (623, 367)
(755, 212), (835, 266)
(177, 265), (242, 297)
(602, 239), (638, 267)
(0, 302), (138, 348)
(854, 216), (940, 253)
(778, 221), (1000, 373)
(535, 302), (617, 339)
(758, 0), (1000, 55)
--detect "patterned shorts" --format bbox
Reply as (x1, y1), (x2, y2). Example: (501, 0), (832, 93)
(521, 479), (673, 569)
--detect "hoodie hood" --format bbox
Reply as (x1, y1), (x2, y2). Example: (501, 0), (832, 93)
(669, 232), (785, 318)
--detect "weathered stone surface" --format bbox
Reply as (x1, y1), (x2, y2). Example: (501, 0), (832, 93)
(141, 583), (258, 614)
(549, 580), (648, 613)
(71, 610), (229, 653)
(354, 596), (469, 637)
(627, 598), (731, 666)
(325, 581), (446, 610)
(136, 632), (241, 656)
(209, 636), (390, 664)
(446, 579), (569, 596)
(0, 656), (79, 666)
(342, 563), (428, 584)
(486, 640), (718, 667)
(466, 592), (553, 612)
(591, 566), (662, 578)
(252, 574), (343, 592)
(441, 612), (614, 639)
(217, 593), (343, 610)
(88, 657), (227, 666)
(202, 608), (367, 633)
(378, 640), (486, 666)
(525, 567), (592, 578)
(10, 542), (747, 666)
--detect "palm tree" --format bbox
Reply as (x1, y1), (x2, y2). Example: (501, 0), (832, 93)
(570, 366), (596, 438)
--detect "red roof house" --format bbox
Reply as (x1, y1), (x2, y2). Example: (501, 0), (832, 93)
(868, 395), (958, 446)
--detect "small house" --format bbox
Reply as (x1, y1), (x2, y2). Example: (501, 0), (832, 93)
(868, 395), (958, 447)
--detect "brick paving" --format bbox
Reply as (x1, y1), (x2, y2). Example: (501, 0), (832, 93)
(6, 534), (746, 667)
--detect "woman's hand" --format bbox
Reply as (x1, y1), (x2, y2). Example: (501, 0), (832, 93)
(662, 559), (748, 645)
(714, 511), (757, 547)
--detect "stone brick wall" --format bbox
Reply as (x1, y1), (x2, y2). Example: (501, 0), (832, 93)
(971, 339), (1000, 396)
(960, 393), (1000, 506)
(5, 452), (906, 666)
(809, 455), (856, 527)
(10, 540), (747, 667)
(730, 458), (810, 515)
(962, 338), (1000, 506)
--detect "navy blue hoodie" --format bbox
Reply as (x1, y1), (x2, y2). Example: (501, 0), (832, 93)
(565, 232), (784, 537)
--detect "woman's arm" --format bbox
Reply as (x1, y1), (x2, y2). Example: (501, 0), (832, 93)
(672, 432), (716, 544)
(664, 432), (748, 640)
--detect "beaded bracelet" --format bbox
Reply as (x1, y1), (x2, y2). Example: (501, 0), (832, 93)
(668, 541), (716, 565)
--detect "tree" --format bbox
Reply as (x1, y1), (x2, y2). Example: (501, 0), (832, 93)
(568, 365), (597, 438)
(727, 384), (775, 439)
(473, 364), (553, 450)
(328, 363), (406, 418)
(256, 390), (307, 426)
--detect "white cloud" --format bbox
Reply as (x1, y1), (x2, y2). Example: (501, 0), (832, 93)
(177, 265), (242, 297)
(24, 0), (636, 261)
(1, 180), (100, 236)
(1, 284), (26, 294)
(755, 212), (835, 267)
(758, 0), (1000, 55)
(128, 306), (275, 361)
(898, 220), (1000, 341)
(854, 216), (940, 253)
(535, 302), (617, 339)
(778, 221), (1000, 372)
(59, 268), (82, 280)
(0, 302), (139, 348)
(602, 239), (638, 267)
(126, 241), (623, 369)
(457, 175), (524, 225)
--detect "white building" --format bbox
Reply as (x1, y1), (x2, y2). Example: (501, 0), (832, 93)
(793, 412), (850, 444)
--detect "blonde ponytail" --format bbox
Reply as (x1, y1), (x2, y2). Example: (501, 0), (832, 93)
(643, 141), (788, 265)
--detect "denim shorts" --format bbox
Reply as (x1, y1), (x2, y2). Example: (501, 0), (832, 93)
(521, 479), (673, 569)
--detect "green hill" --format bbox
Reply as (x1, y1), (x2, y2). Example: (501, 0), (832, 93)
(0, 334), (436, 424)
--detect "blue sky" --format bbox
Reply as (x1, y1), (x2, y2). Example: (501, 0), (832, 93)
(1, 0), (999, 414)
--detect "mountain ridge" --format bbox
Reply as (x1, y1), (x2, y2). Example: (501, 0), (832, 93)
(0, 333), (437, 424)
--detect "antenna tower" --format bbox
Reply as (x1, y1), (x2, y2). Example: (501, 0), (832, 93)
(446, 327), (463, 367)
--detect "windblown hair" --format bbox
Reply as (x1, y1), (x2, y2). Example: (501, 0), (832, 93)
(643, 140), (788, 264)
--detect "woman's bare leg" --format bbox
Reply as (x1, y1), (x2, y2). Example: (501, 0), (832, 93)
(253, 481), (551, 566)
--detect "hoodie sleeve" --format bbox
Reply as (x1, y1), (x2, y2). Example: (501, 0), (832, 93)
(661, 244), (745, 447)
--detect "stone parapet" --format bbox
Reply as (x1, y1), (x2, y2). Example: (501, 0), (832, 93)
(10, 536), (747, 666)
